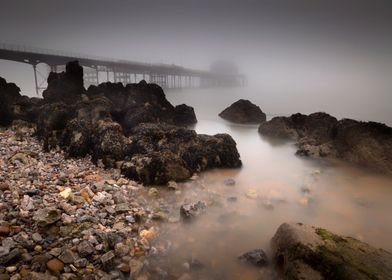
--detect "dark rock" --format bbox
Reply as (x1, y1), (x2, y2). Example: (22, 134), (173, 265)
(43, 61), (85, 104)
(180, 201), (206, 220)
(259, 112), (392, 175)
(100, 250), (115, 271)
(0, 77), (22, 126)
(174, 104), (197, 125)
(77, 241), (95, 257)
(219, 99), (266, 124)
(0, 248), (22, 265)
(271, 223), (392, 280)
(238, 249), (268, 267)
(223, 178), (236, 186)
(58, 249), (77, 264)
(121, 151), (191, 185)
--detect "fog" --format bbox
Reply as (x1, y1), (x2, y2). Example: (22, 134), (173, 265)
(1, 0), (392, 124)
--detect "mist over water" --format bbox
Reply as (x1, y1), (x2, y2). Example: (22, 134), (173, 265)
(153, 88), (392, 279)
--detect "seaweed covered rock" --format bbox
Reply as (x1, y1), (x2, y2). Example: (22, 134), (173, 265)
(121, 151), (191, 185)
(42, 61), (85, 104)
(259, 112), (392, 174)
(124, 123), (242, 184)
(271, 223), (392, 280)
(219, 99), (266, 124)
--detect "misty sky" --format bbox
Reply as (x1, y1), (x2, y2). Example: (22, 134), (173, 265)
(0, 0), (391, 123)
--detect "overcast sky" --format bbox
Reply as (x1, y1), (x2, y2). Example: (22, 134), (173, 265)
(0, 0), (391, 122)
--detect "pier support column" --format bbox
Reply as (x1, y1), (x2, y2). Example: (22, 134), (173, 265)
(32, 64), (39, 96)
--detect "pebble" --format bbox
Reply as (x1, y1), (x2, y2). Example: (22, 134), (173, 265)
(46, 258), (65, 273)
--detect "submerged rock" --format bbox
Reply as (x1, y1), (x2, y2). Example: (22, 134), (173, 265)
(238, 249), (268, 267)
(219, 99), (266, 124)
(271, 223), (392, 280)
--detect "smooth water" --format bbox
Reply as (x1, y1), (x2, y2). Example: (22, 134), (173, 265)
(148, 88), (392, 279)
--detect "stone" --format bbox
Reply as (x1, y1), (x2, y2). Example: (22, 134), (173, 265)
(0, 248), (22, 265)
(223, 178), (236, 186)
(31, 233), (42, 243)
(100, 250), (115, 271)
(58, 249), (77, 264)
(129, 259), (144, 278)
(20, 195), (35, 211)
(33, 207), (61, 226)
(77, 241), (94, 257)
(5, 266), (16, 273)
(238, 249), (268, 267)
(219, 99), (266, 124)
(148, 188), (159, 197)
(271, 223), (392, 280)
(0, 225), (10, 236)
(245, 189), (258, 199)
(180, 201), (206, 220)
(114, 243), (130, 257)
(115, 203), (129, 213)
(139, 229), (156, 240)
(46, 258), (65, 273)
(59, 188), (72, 199)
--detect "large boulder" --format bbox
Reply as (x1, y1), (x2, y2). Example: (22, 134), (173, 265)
(42, 61), (85, 104)
(219, 99), (266, 124)
(271, 223), (392, 280)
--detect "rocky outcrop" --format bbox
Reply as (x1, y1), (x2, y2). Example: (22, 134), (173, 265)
(219, 99), (266, 124)
(259, 112), (392, 175)
(271, 223), (392, 280)
(121, 123), (242, 184)
(2, 61), (241, 185)
(86, 81), (197, 132)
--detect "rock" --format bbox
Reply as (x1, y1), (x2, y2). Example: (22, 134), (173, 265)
(77, 241), (94, 257)
(121, 151), (191, 185)
(46, 258), (64, 273)
(219, 99), (266, 124)
(21, 195), (35, 211)
(42, 61), (85, 104)
(114, 243), (130, 257)
(5, 266), (16, 273)
(0, 248), (22, 265)
(58, 249), (77, 264)
(31, 233), (42, 243)
(115, 203), (130, 214)
(139, 229), (156, 240)
(33, 207), (61, 226)
(26, 272), (57, 280)
(259, 112), (392, 175)
(0, 225), (10, 236)
(59, 188), (72, 199)
(223, 178), (236, 186)
(100, 250), (115, 271)
(148, 188), (159, 197)
(271, 223), (392, 280)
(174, 104), (197, 125)
(245, 189), (258, 199)
(129, 259), (144, 278)
(238, 249), (268, 267)
(180, 201), (206, 220)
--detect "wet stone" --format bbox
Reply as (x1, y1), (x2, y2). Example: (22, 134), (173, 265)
(238, 249), (268, 267)
(180, 201), (206, 220)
